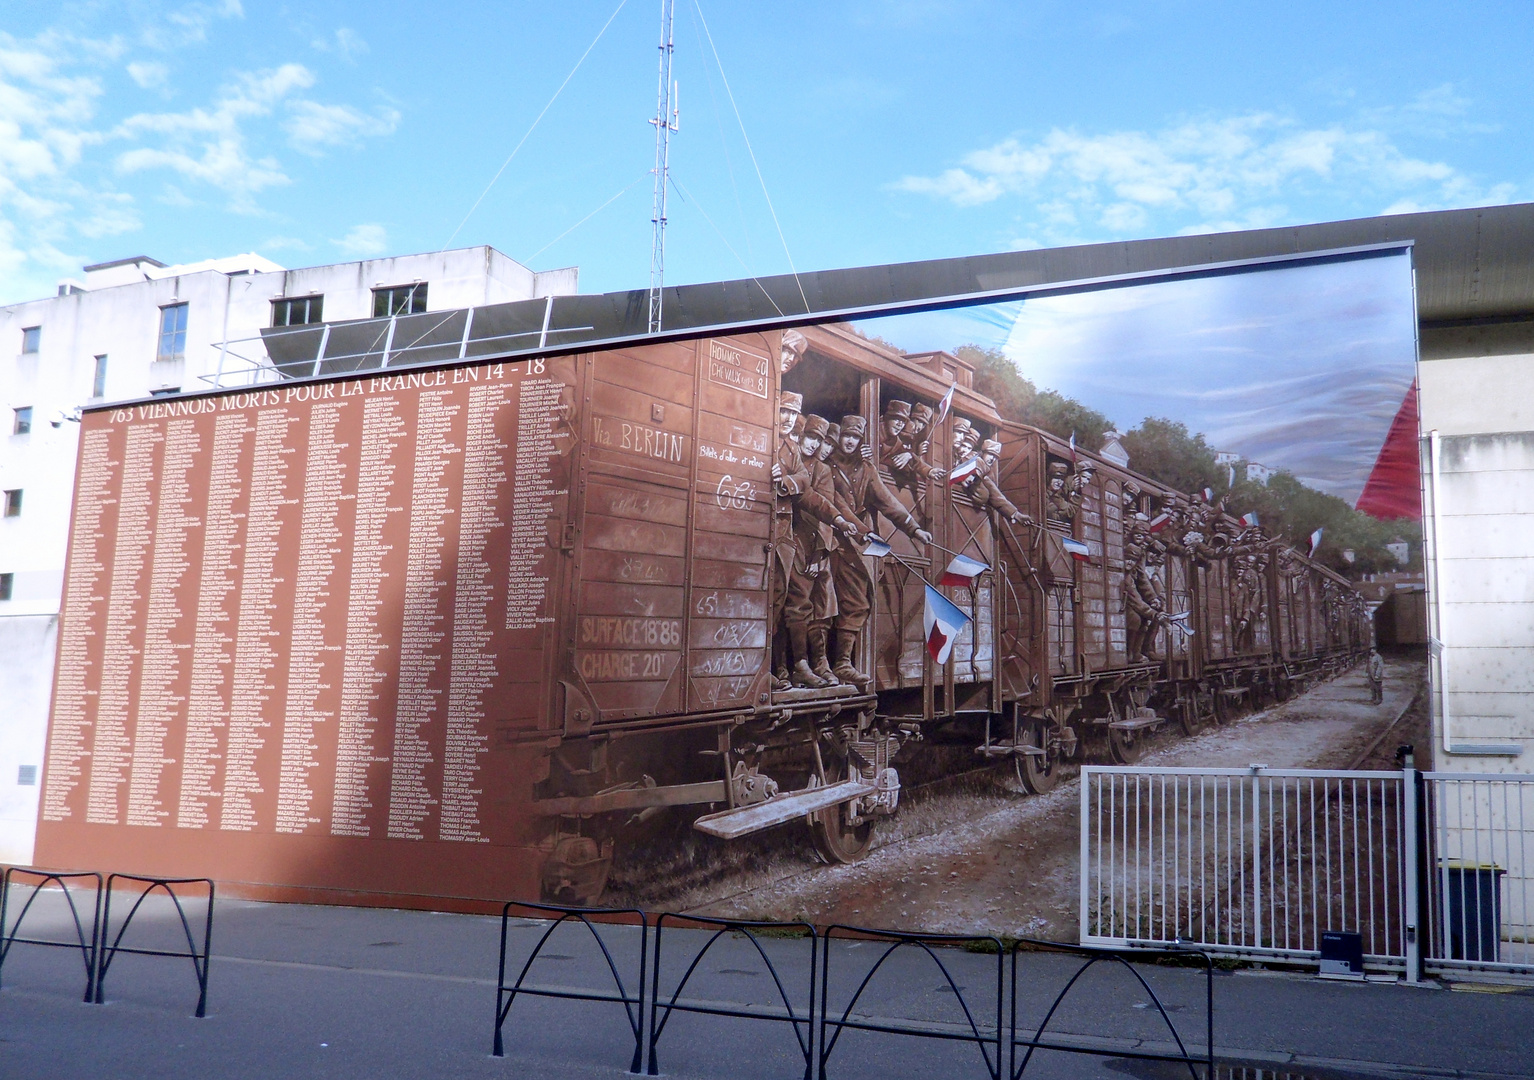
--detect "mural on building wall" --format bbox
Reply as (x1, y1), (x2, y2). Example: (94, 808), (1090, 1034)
(33, 248), (1420, 931)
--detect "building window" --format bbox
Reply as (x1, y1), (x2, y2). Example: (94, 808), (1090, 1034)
(272, 295), (324, 327)
(3, 490), (20, 517)
(21, 326), (40, 354)
(93, 354), (108, 399)
(157, 302), (189, 361)
(0, 572), (11, 599)
(18, 765), (37, 786)
(372, 283), (427, 318)
(13, 407), (31, 435)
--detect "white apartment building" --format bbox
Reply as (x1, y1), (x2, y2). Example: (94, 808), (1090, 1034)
(0, 246), (577, 862)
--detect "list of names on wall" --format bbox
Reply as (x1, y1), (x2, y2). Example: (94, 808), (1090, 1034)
(39, 360), (564, 871)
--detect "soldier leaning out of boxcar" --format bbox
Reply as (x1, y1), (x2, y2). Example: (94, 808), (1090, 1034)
(879, 400), (945, 527)
(959, 438), (1031, 526)
(829, 415), (932, 685)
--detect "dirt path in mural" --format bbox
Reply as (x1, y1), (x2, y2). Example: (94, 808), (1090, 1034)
(607, 657), (1427, 938)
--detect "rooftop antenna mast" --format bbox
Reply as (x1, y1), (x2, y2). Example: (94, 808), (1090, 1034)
(648, 0), (678, 334)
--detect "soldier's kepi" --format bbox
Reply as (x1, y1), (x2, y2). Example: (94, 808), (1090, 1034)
(829, 414), (933, 686)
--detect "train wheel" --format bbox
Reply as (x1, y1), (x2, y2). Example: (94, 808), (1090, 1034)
(810, 803), (874, 863)
(1176, 697), (1202, 737)
(1014, 717), (1061, 795)
(1108, 725), (1144, 764)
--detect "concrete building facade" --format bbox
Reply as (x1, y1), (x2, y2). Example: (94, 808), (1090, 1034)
(0, 247), (576, 862)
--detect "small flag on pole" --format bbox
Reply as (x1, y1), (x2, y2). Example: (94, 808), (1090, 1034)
(1147, 511), (1171, 533)
(924, 584), (971, 665)
(1062, 536), (1092, 561)
(1168, 611), (1195, 637)
(1068, 432), (1077, 464)
(1202, 487), (1214, 503)
(940, 553), (990, 587)
(1309, 527), (1323, 556)
(935, 382), (956, 427)
(863, 536), (892, 558)
(1242, 511), (1260, 527)
(948, 455), (982, 486)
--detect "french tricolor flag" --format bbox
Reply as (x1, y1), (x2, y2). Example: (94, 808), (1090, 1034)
(1242, 511), (1260, 527)
(935, 382), (956, 426)
(1146, 511), (1172, 533)
(863, 536), (892, 558)
(924, 584), (971, 665)
(948, 455), (982, 486)
(940, 553), (990, 587)
(1062, 536), (1092, 562)
(1309, 527), (1323, 556)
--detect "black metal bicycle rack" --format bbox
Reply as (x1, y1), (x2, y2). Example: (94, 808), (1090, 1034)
(95, 874), (215, 1018)
(1009, 938), (1213, 1079)
(819, 925), (1006, 1080)
(649, 914), (818, 1080)
(0, 867), (103, 1001)
(494, 901), (648, 1073)
(489, 905), (1218, 1080)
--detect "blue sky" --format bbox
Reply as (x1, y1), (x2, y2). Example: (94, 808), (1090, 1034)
(1, 1), (1530, 307)
(857, 251), (1418, 502)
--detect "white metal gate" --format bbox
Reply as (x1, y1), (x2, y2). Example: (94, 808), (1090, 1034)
(1080, 765), (1534, 982)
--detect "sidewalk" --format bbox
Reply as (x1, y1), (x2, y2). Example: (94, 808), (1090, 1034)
(2, 894), (1532, 1079)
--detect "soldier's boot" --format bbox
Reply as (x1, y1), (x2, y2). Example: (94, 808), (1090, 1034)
(831, 631), (863, 686)
(792, 659), (829, 689)
(771, 626), (790, 690)
(789, 626), (828, 689)
(808, 627), (839, 685)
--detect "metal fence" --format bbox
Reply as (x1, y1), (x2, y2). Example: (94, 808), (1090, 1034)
(1081, 764), (1534, 982)
(1421, 773), (1534, 976)
(497, 903), (1213, 1080)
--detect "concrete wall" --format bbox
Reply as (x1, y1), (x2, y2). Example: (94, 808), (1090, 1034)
(0, 616), (56, 863)
(1420, 351), (1534, 770)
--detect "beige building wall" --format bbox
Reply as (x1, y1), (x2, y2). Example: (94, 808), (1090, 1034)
(1419, 351), (1534, 770)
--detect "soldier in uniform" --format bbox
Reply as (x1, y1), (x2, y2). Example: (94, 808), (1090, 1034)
(1125, 545), (1169, 662)
(881, 400), (945, 525)
(780, 329), (807, 375)
(807, 422), (843, 679)
(830, 415), (932, 684)
(954, 418), (980, 461)
(797, 416), (862, 684)
(769, 391), (816, 689)
(1046, 461), (1082, 523)
(906, 403), (936, 461)
(964, 439), (1030, 526)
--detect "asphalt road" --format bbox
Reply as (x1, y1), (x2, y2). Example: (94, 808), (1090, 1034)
(1, 889), (1531, 1080)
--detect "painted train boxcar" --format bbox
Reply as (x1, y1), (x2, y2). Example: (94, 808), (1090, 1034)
(527, 324), (1369, 900)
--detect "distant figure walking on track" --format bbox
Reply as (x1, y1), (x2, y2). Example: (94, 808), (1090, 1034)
(1367, 648), (1385, 704)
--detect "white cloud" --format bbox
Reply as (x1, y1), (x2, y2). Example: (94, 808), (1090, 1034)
(285, 100), (398, 153)
(894, 110), (1517, 244)
(113, 63), (398, 208)
(141, 0), (243, 49)
(126, 60), (168, 89)
(335, 222), (386, 256)
(312, 28), (369, 61)
(114, 63), (315, 210)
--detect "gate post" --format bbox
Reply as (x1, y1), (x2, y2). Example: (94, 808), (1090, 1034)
(1079, 767), (1091, 942)
(1402, 750), (1422, 983)
(1251, 765), (1264, 950)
